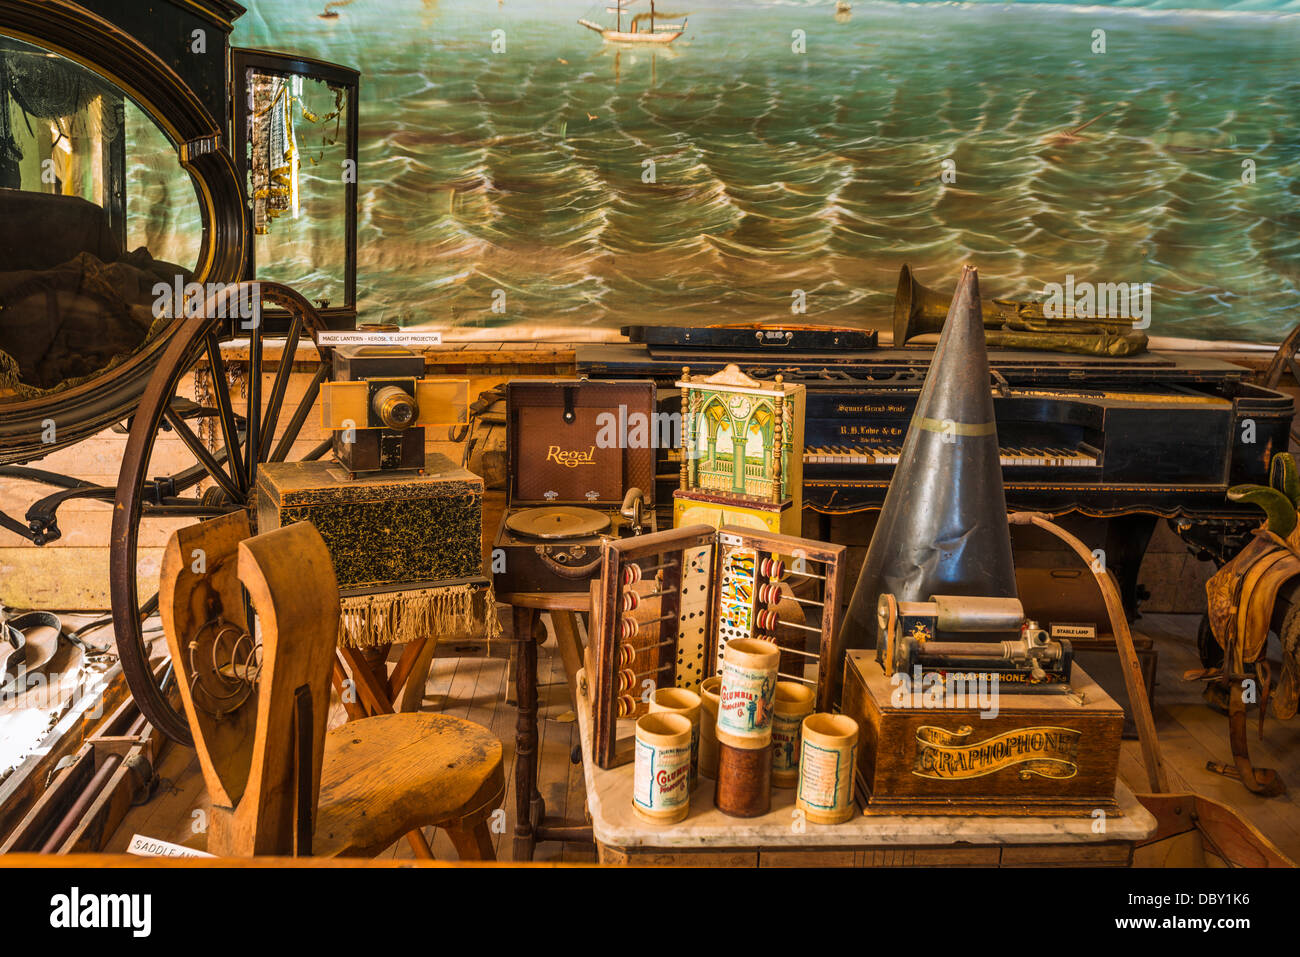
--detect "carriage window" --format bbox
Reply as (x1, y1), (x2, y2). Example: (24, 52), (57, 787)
(0, 35), (201, 398)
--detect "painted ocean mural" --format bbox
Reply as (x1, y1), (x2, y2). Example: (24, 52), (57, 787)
(232, 0), (1300, 341)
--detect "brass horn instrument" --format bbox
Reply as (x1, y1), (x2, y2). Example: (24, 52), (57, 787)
(892, 264), (1149, 357)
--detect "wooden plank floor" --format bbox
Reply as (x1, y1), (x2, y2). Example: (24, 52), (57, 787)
(103, 611), (1300, 864)
(1120, 613), (1300, 862)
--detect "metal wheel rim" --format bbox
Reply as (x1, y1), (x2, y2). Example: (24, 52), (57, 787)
(110, 281), (330, 745)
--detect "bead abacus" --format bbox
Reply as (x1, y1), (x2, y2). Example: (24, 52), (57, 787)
(591, 525), (845, 771)
(610, 557), (685, 718)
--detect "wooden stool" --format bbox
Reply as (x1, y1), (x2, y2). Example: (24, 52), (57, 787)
(329, 637), (504, 858)
(332, 581), (509, 718)
(333, 640), (439, 718)
(159, 513), (505, 860)
(315, 713), (502, 858)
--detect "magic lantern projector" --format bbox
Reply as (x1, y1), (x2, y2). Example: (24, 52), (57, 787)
(319, 344), (468, 477)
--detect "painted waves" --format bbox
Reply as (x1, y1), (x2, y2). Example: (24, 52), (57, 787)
(234, 0), (1300, 340)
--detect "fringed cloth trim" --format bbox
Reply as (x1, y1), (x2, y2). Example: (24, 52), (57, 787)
(338, 580), (503, 649)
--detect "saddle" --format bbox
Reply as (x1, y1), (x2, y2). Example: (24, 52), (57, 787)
(1201, 453), (1300, 796)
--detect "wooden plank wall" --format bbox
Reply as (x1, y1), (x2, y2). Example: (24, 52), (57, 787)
(1, 393), (194, 610)
(4, 344), (1290, 613)
(0, 343), (575, 611)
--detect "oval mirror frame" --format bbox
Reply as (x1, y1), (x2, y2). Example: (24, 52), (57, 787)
(0, 0), (246, 463)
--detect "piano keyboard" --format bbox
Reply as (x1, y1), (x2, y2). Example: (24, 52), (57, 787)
(803, 446), (1099, 468)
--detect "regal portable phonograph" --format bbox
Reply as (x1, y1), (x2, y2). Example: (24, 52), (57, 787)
(839, 265), (1125, 816)
(492, 378), (658, 594)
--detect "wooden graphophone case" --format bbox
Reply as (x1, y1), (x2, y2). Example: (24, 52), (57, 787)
(842, 650), (1125, 816)
(493, 379), (658, 594)
(588, 524), (846, 769)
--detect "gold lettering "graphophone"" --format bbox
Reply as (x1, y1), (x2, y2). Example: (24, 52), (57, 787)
(546, 445), (597, 468)
(911, 725), (1081, 780)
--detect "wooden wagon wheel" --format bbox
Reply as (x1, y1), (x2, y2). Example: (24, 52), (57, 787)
(110, 282), (332, 745)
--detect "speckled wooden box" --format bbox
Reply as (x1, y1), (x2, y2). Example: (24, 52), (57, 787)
(256, 454), (483, 591)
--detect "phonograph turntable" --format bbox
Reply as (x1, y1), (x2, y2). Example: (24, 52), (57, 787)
(493, 379), (659, 593)
(506, 505), (616, 541)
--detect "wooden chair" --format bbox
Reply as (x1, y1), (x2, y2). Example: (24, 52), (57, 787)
(159, 512), (504, 859)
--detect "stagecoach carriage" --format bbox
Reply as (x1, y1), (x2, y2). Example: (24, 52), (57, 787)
(0, 0), (359, 744)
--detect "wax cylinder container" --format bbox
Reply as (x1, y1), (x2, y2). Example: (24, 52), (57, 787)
(699, 675), (722, 779)
(795, 713), (860, 825)
(649, 687), (703, 791)
(633, 712), (693, 825)
(715, 741), (773, 818)
(771, 681), (815, 788)
(716, 638), (780, 749)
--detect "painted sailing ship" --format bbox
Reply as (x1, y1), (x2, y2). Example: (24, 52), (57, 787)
(578, 1), (687, 44)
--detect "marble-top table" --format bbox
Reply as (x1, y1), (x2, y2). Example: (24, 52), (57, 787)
(576, 673), (1157, 866)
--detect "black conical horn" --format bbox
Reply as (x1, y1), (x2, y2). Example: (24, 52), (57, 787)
(834, 264), (1018, 700)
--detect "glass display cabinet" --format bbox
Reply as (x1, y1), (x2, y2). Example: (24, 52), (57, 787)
(233, 48), (359, 329)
